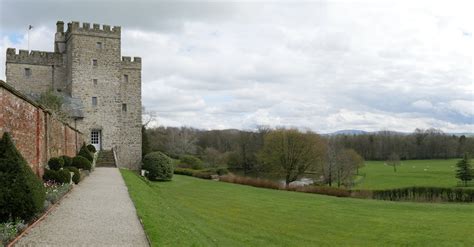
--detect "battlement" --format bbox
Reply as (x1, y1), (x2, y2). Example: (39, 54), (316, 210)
(6, 48), (63, 66)
(121, 56), (142, 69)
(65, 21), (121, 38)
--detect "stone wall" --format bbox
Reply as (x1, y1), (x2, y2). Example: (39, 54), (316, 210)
(6, 48), (66, 96)
(0, 80), (83, 177)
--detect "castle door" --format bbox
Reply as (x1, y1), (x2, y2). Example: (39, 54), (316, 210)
(91, 130), (101, 151)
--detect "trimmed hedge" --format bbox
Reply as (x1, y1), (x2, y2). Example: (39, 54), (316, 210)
(48, 157), (64, 171)
(86, 144), (96, 153)
(43, 169), (70, 184)
(143, 152), (173, 181)
(370, 187), (474, 203)
(60, 155), (73, 167)
(72, 156), (92, 171)
(78, 143), (93, 162)
(174, 167), (228, 179)
(192, 171), (214, 179)
(65, 166), (80, 184)
(0, 132), (46, 222)
(174, 167), (195, 176)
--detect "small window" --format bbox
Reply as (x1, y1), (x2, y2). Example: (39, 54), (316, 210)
(122, 103), (127, 112)
(24, 68), (31, 77)
(123, 74), (129, 83)
(93, 79), (98, 85)
(92, 97), (97, 107)
(96, 42), (103, 49)
(92, 59), (98, 67)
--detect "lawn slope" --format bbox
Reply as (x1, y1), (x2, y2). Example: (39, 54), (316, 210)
(121, 170), (474, 247)
(355, 159), (461, 189)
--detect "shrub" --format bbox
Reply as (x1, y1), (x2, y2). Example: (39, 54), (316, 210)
(60, 155), (73, 167)
(216, 168), (229, 176)
(65, 166), (80, 184)
(0, 132), (46, 222)
(287, 185), (351, 197)
(58, 169), (71, 184)
(78, 143), (93, 162)
(371, 187), (474, 202)
(192, 171), (214, 180)
(86, 144), (96, 153)
(48, 157), (64, 171)
(72, 156), (92, 171)
(43, 169), (61, 183)
(143, 152), (173, 181)
(179, 155), (203, 170)
(219, 175), (281, 190)
(174, 168), (196, 176)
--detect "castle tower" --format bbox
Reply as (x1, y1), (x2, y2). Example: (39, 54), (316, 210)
(5, 21), (142, 169)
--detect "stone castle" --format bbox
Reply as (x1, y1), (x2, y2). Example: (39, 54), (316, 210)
(5, 21), (142, 169)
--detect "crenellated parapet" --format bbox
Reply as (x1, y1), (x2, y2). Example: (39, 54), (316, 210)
(65, 21), (121, 39)
(121, 56), (141, 69)
(6, 48), (63, 66)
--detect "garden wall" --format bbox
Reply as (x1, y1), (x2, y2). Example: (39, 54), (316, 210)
(0, 80), (83, 177)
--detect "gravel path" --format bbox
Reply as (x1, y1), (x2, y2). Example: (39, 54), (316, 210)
(15, 168), (149, 247)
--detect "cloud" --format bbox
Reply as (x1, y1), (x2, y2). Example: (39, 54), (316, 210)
(0, 0), (473, 133)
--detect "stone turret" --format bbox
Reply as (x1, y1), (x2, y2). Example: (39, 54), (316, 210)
(55, 21), (66, 53)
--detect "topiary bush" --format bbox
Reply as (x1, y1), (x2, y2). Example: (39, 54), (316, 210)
(58, 169), (71, 184)
(72, 156), (92, 171)
(43, 169), (61, 183)
(142, 152), (173, 181)
(179, 155), (203, 170)
(86, 144), (96, 153)
(78, 143), (93, 162)
(48, 157), (64, 171)
(0, 132), (46, 222)
(60, 155), (73, 167)
(65, 167), (80, 184)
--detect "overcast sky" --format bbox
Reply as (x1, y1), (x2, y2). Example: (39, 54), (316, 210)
(0, 0), (472, 133)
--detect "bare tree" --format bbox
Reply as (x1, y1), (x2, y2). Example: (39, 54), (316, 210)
(386, 153), (401, 172)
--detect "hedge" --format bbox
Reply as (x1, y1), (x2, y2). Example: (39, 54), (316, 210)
(48, 157), (64, 171)
(65, 166), (81, 184)
(78, 143), (93, 162)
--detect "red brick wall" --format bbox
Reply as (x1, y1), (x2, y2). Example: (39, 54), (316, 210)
(0, 83), (84, 177)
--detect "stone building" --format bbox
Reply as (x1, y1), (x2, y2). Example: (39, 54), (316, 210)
(5, 21), (142, 169)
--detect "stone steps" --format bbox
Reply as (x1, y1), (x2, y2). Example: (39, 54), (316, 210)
(96, 150), (116, 167)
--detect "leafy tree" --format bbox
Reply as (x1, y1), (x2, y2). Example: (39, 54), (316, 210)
(386, 153), (401, 172)
(456, 153), (473, 187)
(258, 129), (326, 187)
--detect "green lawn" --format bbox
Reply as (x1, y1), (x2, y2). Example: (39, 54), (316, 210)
(354, 159), (462, 190)
(121, 170), (474, 246)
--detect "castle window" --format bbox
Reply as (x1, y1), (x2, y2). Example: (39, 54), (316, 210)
(96, 42), (103, 49)
(123, 74), (129, 83)
(92, 59), (98, 67)
(122, 103), (127, 112)
(92, 97), (97, 107)
(93, 79), (98, 85)
(24, 68), (31, 77)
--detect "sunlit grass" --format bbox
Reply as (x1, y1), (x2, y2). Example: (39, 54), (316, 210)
(121, 170), (474, 246)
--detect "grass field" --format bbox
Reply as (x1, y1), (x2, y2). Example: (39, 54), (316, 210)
(121, 170), (474, 246)
(354, 159), (462, 190)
